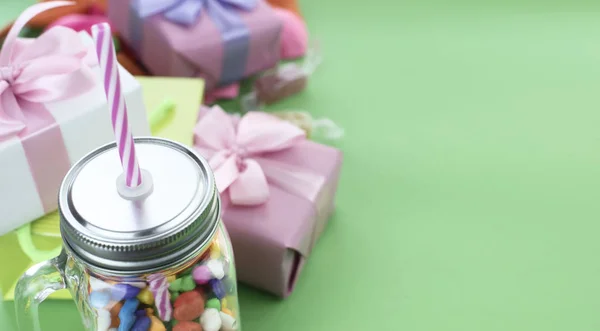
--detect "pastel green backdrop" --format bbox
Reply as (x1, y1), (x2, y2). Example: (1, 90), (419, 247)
(2, 1), (600, 330)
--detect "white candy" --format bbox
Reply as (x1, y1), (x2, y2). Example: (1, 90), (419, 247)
(96, 309), (111, 331)
(108, 329), (117, 331)
(200, 308), (222, 331)
(220, 312), (238, 331)
(206, 259), (225, 280)
(89, 277), (112, 291)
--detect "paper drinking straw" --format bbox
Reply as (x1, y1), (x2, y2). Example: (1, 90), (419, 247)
(92, 23), (141, 187)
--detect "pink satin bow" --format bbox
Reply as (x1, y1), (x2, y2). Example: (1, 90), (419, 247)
(194, 106), (325, 206)
(0, 1), (96, 142)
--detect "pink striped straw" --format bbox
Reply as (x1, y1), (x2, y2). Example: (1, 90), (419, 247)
(92, 23), (141, 187)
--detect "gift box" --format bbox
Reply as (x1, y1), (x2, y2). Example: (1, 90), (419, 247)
(194, 106), (343, 297)
(108, 0), (282, 91)
(0, 6), (150, 236)
(1, 76), (206, 300)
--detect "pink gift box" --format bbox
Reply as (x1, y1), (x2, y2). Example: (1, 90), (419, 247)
(108, 0), (282, 91)
(194, 107), (343, 297)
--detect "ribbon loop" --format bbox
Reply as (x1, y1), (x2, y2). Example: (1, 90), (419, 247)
(135, 0), (257, 26)
(220, 0), (257, 10)
(236, 111), (305, 154)
(229, 158), (269, 205)
(163, 0), (206, 26)
(0, 3), (96, 143)
(194, 106), (325, 206)
(134, 0), (182, 18)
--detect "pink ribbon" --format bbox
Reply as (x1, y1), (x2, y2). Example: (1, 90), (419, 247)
(0, 2), (96, 211)
(194, 106), (326, 206)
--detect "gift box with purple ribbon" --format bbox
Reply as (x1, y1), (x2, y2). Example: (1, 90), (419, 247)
(194, 106), (343, 297)
(108, 0), (282, 91)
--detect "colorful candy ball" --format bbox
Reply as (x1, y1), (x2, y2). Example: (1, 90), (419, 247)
(173, 291), (205, 321)
(192, 265), (212, 284)
(206, 259), (225, 279)
(200, 308), (222, 331)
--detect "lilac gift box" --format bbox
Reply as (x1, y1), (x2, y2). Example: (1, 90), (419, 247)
(194, 107), (343, 297)
(108, 0), (282, 90)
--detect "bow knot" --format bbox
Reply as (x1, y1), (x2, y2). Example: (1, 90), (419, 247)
(226, 145), (249, 171)
(0, 65), (21, 85)
(135, 0), (258, 26)
(194, 106), (317, 206)
(0, 8), (97, 143)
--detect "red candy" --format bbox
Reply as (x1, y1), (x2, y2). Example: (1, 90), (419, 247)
(173, 291), (203, 308)
(173, 290), (205, 321)
(173, 321), (203, 331)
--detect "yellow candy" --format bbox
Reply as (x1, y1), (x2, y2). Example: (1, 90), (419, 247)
(224, 295), (237, 308)
(221, 298), (228, 309)
(210, 243), (221, 258)
(137, 288), (154, 305)
(148, 316), (166, 331)
(146, 308), (154, 316)
(166, 275), (176, 282)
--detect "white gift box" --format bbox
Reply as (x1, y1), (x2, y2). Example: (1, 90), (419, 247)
(0, 32), (150, 236)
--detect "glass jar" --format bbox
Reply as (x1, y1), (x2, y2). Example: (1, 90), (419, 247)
(14, 138), (240, 331)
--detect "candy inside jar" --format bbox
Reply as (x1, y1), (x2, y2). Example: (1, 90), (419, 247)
(88, 229), (239, 331)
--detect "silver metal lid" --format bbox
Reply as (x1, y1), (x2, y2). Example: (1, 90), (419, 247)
(59, 137), (220, 275)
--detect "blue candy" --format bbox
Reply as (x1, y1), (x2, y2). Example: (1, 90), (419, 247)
(111, 284), (141, 301)
(209, 279), (226, 299)
(120, 298), (140, 316)
(118, 315), (136, 331)
(118, 298), (140, 331)
(89, 290), (111, 309)
(131, 316), (151, 331)
(135, 309), (147, 317)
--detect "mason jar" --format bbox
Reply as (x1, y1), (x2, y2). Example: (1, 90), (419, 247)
(14, 138), (240, 331)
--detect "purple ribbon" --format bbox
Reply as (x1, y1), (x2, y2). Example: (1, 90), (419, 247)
(129, 0), (257, 85)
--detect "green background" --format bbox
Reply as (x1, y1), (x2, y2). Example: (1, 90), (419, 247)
(2, 0), (600, 330)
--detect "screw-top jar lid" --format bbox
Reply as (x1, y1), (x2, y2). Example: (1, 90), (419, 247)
(59, 138), (220, 275)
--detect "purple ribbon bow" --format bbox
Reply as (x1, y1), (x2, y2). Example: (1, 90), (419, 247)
(134, 0), (257, 26)
(130, 0), (258, 85)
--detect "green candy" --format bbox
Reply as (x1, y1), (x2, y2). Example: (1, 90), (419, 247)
(205, 298), (221, 310)
(169, 278), (183, 291)
(180, 275), (196, 292)
(170, 291), (179, 301)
